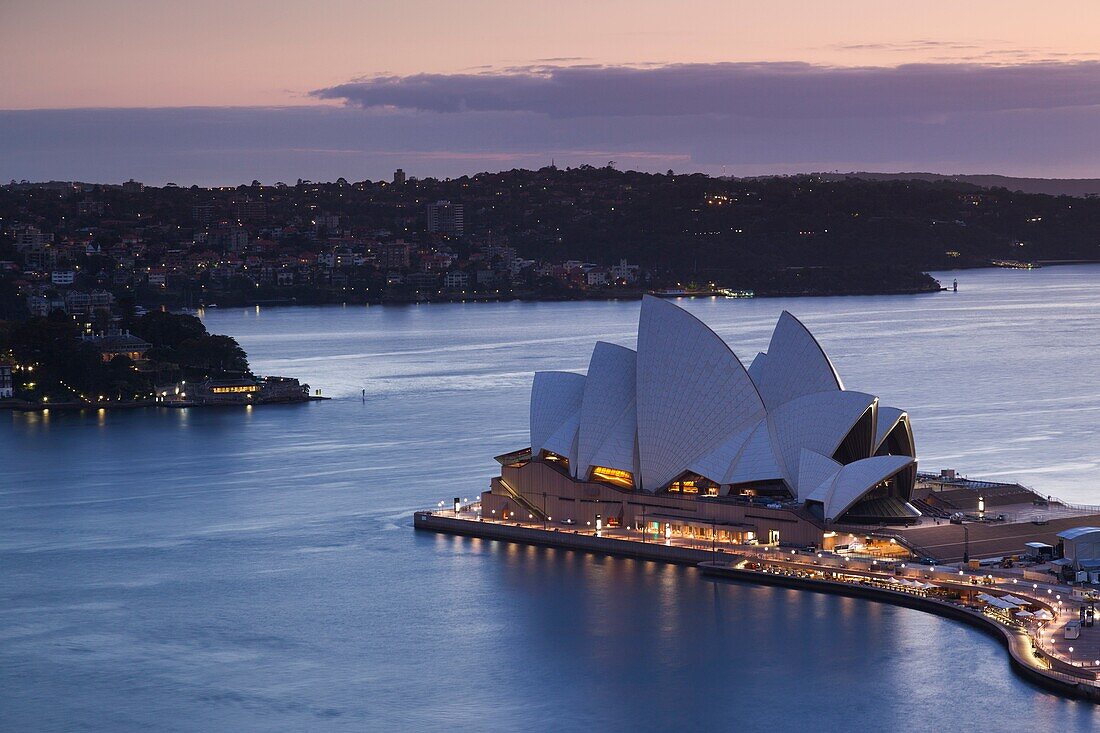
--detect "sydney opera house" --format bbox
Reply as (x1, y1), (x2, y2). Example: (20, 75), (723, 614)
(481, 296), (920, 550)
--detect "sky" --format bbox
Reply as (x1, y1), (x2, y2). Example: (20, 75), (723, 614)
(3, 0), (1100, 184)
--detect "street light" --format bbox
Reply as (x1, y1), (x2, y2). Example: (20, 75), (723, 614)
(711, 516), (717, 562)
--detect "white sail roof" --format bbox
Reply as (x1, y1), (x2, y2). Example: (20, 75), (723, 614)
(874, 406), (904, 447)
(635, 296), (766, 491)
(818, 454), (916, 521)
(530, 371), (585, 457)
(577, 342), (638, 480)
(689, 425), (755, 485)
(751, 311), (844, 411)
(766, 390), (877, 488)
(875, 406), (915, 457)
(747, 352), (768, 384)
(796, 449), (843, 503)
(541, 412), (580, 467)
(725, 419), (785, 485)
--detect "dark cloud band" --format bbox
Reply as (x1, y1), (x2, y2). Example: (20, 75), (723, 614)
(312, 61), (1100, 118)
(4, 60), (1100, 184)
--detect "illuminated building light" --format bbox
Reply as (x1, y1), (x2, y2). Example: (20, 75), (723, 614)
(591, 466), (633, 488)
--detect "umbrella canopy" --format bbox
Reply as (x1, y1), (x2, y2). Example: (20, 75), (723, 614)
(977, 593), (1018, 610)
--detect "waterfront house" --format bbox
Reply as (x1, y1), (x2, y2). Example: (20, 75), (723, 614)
(157, 376), (307, 405)
(83, 330), (151, 363)
(0, 361), (12, 398)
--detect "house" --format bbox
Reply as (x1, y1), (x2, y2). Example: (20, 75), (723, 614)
(586, 268), (609, 286)
(83, 330), (151, 363)
(65, 291), (92, 315)
(0, 361), (12, 398)
(443, 271), (469, 290)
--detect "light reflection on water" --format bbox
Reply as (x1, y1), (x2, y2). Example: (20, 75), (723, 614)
(3, 265), (1100, 730)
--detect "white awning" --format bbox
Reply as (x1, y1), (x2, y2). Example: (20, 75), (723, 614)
(977, 593), (1018, 610)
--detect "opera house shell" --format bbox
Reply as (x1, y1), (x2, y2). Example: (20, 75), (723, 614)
(518, 296), (919, 527)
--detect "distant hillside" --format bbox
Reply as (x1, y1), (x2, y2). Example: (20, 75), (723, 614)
(813, 172), (1100, 198)
(6, 168), (1100, 305)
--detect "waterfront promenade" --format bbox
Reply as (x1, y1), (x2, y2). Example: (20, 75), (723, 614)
(415, 506), (1100, 702)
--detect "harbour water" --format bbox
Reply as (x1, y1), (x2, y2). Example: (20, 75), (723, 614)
(4, 265), (1100, 731)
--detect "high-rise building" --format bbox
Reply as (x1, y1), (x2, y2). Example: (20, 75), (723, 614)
(426, 200), (464, 235)
(376, 241), (413, 269)
(192, 203), (216, 226)
(234, 200), (267, 222)
(393, 168), (406, 185)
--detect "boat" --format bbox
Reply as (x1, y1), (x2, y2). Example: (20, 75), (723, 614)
(991, 260), (1040, 269)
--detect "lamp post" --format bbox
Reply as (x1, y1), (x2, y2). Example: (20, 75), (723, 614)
(712, 516), (718, 562)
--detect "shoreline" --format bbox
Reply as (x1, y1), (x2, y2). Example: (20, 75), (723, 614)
(176, 283), (944, 313)
(414, 510), (1100, 704)
(0, 396), (328, 413)
(173, 261), (1100, 313)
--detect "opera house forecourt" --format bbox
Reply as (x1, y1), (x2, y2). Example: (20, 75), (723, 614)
(481, 296), (919, 549)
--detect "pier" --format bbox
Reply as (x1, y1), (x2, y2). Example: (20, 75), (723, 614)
(415, 507), (1100, 703)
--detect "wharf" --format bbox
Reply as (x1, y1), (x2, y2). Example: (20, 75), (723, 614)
(415, 509), (1100, 703)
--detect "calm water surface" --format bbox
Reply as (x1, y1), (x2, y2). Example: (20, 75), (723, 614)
(4, 265), (1100, 731)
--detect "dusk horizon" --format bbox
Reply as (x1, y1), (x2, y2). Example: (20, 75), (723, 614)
(5, 2), (1100, 184)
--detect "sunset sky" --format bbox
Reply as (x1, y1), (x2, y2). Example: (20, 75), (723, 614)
(3, 0), (1100, 183)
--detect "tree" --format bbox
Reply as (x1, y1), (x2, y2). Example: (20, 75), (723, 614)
(174, 334), (250, 377)
(130, 311), (207, 348)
